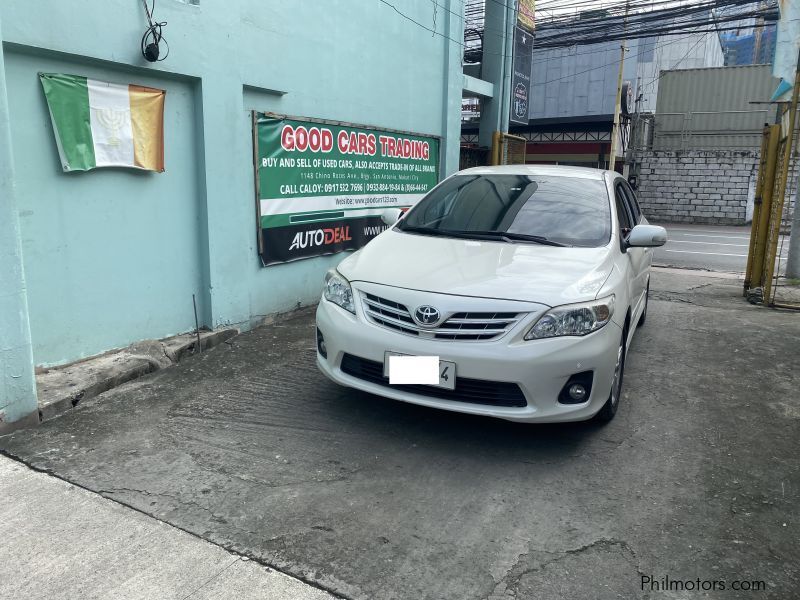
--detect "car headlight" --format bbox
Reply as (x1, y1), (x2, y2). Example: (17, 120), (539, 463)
(525, 295), (615, 340)
(323, 269), (355, 314)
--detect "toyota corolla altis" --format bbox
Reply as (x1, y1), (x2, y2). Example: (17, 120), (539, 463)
(315, 165), (667, 423)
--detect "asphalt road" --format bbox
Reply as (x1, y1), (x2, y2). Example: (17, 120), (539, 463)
(1, 270), (798, 600)
(652, 223), (790, 274)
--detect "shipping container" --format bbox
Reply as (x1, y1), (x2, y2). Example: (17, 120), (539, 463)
(653, 65), (779, 150)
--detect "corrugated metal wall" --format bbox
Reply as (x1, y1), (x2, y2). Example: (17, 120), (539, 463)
(653, 65), (779, 150)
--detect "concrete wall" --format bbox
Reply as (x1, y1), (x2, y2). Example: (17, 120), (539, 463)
(637, 150), (797, 225)
(0, 0), (465, 368)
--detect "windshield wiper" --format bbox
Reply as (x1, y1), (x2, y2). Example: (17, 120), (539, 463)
(398, 226), (568, 246)
(400, 226), (505, 242)
(451, 230), (569, 247)
(397, 225), (453, 236)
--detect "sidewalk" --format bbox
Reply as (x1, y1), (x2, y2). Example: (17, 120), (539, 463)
(0, 455), (334, 600)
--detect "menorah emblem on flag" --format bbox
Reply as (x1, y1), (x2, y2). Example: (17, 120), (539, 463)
(40, 73), (165, 172)
(95, 107), (129, 147)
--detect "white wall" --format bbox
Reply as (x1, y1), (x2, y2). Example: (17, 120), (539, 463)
(636, 30), (725, 112)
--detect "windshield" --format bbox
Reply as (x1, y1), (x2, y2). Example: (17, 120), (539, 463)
(397, 174), (611, 248)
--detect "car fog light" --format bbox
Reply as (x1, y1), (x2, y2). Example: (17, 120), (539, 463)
(558, 371), (593, 404)
(316, 328), (327, 358)
(568, 384), (587, 402)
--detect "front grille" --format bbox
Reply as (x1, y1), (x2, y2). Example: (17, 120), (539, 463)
(362, 293), (418, 335)
(361, 293), (522, 341)
(340, 354), (527, 408)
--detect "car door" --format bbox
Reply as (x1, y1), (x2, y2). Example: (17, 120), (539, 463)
(616, 180), (647, 317)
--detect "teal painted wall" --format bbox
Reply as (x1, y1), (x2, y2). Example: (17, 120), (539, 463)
(0, 14), (38, 427)
(6, 52), (206, 366)
(0, 0), (464, 367)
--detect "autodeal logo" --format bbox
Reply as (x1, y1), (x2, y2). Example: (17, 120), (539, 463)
(289, 226), (352, 251)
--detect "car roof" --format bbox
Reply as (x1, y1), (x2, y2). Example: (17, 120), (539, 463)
(456, 164), (611, 180)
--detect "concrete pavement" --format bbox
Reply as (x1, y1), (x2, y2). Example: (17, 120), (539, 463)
(1, 269), (798, 599)
(0, 456), (334, 600)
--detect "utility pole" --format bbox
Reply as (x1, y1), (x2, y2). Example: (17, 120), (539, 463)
(784, 49), (800, 279)
(766, 49), (800, 299)
(608, 0), (630, 171)
(786, 164), (800, 278)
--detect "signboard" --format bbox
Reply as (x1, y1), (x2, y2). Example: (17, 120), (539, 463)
(254, 113), (440, 265)
(510, 26), (532, 125)
(517, 0), (535, 32)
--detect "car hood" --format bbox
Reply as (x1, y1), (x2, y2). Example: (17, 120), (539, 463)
(337, 229), (615, 307)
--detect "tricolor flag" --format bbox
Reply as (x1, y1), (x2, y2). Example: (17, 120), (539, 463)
(40, 73), (165, 172)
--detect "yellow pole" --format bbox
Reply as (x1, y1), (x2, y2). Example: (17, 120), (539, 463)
(744, 126), (769, 294)
(750, 125), (781, 288)
(491, 130), (502, 166)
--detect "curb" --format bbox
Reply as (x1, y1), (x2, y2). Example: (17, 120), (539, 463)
(35, 328), (239, 423)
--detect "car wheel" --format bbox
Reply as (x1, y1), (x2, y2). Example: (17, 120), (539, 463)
(637, 280), (650, 327)
(594, 329), (626, 423)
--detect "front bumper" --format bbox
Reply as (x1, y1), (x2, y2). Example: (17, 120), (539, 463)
(315, 288), (622, 423)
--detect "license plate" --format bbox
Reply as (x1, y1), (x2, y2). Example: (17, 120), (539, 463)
(383, 351), (456, 391)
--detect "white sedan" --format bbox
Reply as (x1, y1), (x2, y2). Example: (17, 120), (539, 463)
(315, 165), (666, 423)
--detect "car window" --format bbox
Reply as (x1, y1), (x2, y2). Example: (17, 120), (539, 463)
(421, 187), (458, 223)
(620, 181), (641, 223)
(398, 174), (612, 247)
(614, 184), (633, 237)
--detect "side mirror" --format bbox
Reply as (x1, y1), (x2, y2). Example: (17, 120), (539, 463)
(627, 224), (667, 248)
(381, 208), (403, 226)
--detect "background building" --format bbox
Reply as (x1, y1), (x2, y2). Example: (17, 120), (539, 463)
(716, 1), (778, 66)
(512, 10), (724, 169)
(721, 25), (777, 65)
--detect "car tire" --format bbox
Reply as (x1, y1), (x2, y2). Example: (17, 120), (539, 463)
(637, 280), (650, 327)
(593, 329), (626, 423)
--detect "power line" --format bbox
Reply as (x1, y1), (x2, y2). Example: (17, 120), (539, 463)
(533, 0), (777, 48)
(535, 26), (722, 86)
(377, 0), (776, 69)
(536, 1), (761, 32)
(529, 28), (701, 66)
(378, 0), (520, 63)
(377, 0), (465, 47)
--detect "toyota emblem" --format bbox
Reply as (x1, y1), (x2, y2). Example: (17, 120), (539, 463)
(414, 305), (441, 326)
